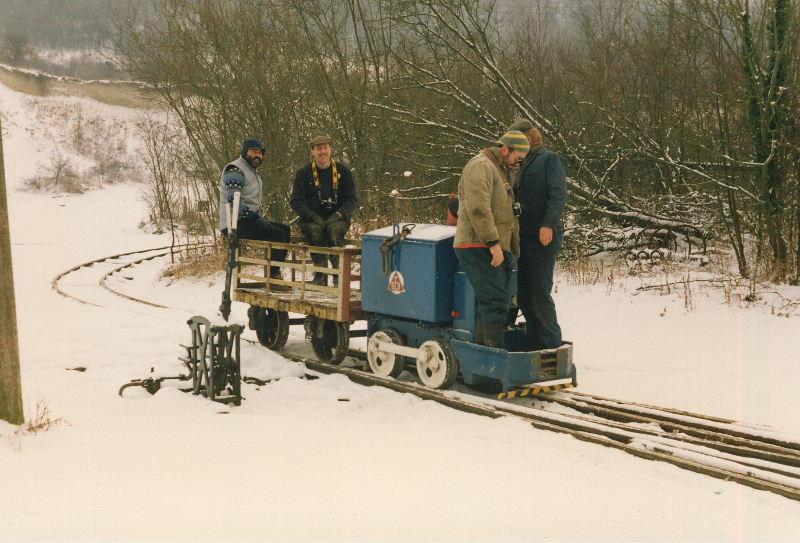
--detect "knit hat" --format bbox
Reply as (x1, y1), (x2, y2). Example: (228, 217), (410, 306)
(496, 130), (530, 155)
(309, 134), (332, 147)
(240, 138), (266, 158)
(508, 118), (534, 132)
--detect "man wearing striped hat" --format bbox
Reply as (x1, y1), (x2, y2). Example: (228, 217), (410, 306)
(454, 130), (529, 349)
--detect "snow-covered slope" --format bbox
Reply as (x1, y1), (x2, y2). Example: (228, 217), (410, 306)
(2, 81), (799, 542)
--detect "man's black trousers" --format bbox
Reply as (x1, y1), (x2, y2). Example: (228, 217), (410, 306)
(518, 234), (562, 349)
(227, 218), (290, 277)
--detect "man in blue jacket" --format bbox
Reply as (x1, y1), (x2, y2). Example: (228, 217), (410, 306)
(509, 119), (567, 349)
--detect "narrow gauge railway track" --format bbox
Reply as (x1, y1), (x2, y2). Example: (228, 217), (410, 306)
(52, 244), (207, 308)
(272, 347), (800, 502)
(99, 252), (173, 308)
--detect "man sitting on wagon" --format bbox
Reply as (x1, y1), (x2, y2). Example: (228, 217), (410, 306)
(219, 138), (290, 281)
(290, 134), (359, 285)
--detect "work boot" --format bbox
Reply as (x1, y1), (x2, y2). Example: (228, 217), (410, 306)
(310, 252), (329, 286)
(269, 269), (290, 292)
(483, 323), (505, 350)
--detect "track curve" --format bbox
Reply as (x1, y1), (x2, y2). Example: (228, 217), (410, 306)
(52, 243), (207, 308)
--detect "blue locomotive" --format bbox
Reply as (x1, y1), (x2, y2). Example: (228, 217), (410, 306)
(361, 223), (576, 392)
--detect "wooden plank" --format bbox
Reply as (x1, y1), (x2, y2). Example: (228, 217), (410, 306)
(234, 289), (344, 320)
(283, 356), (800, 503)
(241, 239), (360, 256)
(339, 251), (352, 321)
(239, 256), (340, 275)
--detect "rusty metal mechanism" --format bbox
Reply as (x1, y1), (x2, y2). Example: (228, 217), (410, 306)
(380, 223), (415, 275)
(183, 316), (243, 405)
(119, 316), (243, 405)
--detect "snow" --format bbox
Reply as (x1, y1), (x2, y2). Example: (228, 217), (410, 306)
(364, 223), (456, 241)
(2, 81), (800, 542)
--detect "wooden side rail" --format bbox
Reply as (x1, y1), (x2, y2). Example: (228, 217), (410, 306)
(234, 239), (362, 321)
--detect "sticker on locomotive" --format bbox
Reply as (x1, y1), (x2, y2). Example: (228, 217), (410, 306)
(387, 271), (406, 294)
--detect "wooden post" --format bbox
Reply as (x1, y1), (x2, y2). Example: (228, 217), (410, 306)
(339, 250), (352, 321)
(0, 113), (24, 425)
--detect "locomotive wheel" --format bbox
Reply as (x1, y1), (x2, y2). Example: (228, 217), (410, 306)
(367, 329), (407, 378)
(256, 309), (289, 350)
(416, 337), (458, 389)
(307, 317), (350, 364)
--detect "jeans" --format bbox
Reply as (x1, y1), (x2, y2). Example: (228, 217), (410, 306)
(455, 247), (515, 326)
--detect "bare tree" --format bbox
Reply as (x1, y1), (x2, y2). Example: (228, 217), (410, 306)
(113, 0), (800, 280)
(141, 116), (183, 259)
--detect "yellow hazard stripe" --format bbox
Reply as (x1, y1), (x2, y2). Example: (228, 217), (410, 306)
(498, 382), (573, 400)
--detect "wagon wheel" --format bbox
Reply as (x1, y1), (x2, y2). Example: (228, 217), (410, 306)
(367, 328), (407, 378)
(256, 309), (289, 350)
(306, 317), (350, 364)
(416, 337), (458, 390)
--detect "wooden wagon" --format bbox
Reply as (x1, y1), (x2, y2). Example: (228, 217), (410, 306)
(232, 238), (364, 363)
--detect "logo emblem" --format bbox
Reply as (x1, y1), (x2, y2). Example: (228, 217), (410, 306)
(387, 271), (406, 295)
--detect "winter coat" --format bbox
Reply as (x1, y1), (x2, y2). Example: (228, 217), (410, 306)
(454, 147), (520, 256)
(516, 145), (567, 237)
(218, 156), (263, 231)
(290, 160), (359, 222)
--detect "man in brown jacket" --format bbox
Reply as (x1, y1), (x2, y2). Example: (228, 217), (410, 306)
(454, 130), (529, 349)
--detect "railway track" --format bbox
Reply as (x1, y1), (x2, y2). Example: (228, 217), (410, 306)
(60, 247), (800, 501)
(276, 348), (800, 502)
(52, 243), (207, 308)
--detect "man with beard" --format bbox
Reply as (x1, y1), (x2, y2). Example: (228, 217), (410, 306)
(290, 134), (359, 285)
(219, 138), (290, 281)
(508, 119), (567, 349)
(454, 130), (528, 349)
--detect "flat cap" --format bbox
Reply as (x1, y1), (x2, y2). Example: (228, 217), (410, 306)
(309, 134), (332, 147)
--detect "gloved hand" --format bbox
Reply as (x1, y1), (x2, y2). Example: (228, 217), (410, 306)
(239, 207), (258, 221)
(223, 166), (244, 205)
(307, 213), (326, 228)
(325, 211), (343, 225)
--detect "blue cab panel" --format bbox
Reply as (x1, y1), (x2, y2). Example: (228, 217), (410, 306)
(362, 224), (457, 323)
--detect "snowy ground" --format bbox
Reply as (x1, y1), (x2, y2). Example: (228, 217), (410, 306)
(2, 82), (800, 542)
